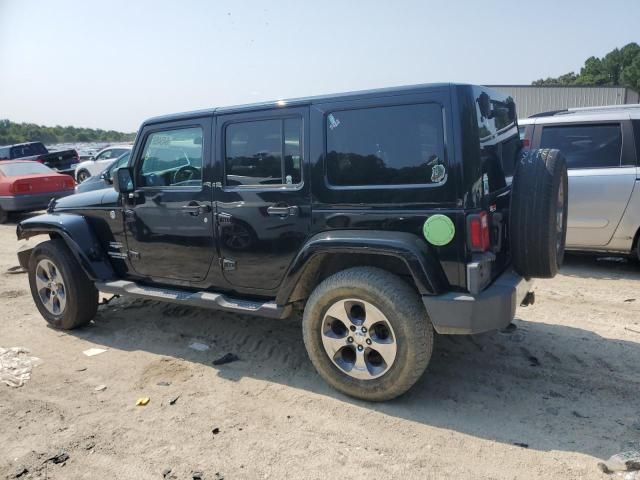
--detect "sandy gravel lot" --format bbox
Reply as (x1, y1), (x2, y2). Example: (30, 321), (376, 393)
(1, 213), (639, 479)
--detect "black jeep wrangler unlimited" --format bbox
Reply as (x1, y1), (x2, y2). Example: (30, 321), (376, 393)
(17, 84), (568, 401)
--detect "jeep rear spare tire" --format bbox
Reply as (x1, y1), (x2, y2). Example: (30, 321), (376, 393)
(302, 267), (434, 401)
(510, 148), (568, 278)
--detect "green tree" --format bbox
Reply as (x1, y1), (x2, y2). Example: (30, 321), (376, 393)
(0, 120), (136, 146)
(532, 43), (640, 91)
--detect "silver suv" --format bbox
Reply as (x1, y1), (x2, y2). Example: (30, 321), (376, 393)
(520, 105), (640, 260)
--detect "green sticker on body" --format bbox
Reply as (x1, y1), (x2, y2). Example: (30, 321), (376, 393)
(423, 215), (455, 246)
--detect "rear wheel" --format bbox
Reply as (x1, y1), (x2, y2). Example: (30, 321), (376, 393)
(28, 239), (98, 329)
(510, 148), (568, 278)
(302, 267), (433, 401)
(77, 170), (91, 183)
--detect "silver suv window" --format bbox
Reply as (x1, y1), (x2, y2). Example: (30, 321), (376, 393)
(540, 124), (622, 169)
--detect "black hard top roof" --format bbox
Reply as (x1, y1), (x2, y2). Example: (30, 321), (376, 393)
(142, 82), (484, 126)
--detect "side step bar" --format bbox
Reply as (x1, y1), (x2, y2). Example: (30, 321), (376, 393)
(95, 280), (290, 319)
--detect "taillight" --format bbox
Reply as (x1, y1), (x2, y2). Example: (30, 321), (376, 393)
(522, 138), (530, 148)
(11, 182), (32, 194)
(36, 156), (46, 164)
(467, 211), (490, 252)
(65, 178), (75, 189)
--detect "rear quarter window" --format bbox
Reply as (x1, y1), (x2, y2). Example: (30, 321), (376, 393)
(325, 103), (446, 187)
(540, 124), (622, 169)
(633, 120), (640, 166)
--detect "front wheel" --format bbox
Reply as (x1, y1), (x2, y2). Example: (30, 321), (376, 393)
(28, 239), (98, 329)
(76, 170), (91, 183)
(302, 267), (434, 401)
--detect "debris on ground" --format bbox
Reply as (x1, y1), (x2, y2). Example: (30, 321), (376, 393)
(625, 327), (640, 334)
(5, 265), (27, 275)
(94, 384), (107, 392)
(157, 381), (171, 386)
(75, 367), (87, 372)
(500, 323), (517, 334)
(597, 450), (640, 473)
(169, 395), (180, 405)
(528, 356), (540, 367)
(162, 467), (176, 479)
(82, 347), (108, 357)
(45, 451), (69, 464)
(572, 410), (590, 419)
(0, 347), (40, 387)
(136, 397), (150, 406)
(513, 442), (529, 448)
(597, 256), (627, 264)
(212, 353), (239, 366)
(624, 298), (636, 302)
(12, 465), (28, 478)
(212, 427), (220, 435)
(192, 470), (204, 479)
(189, 342), (210, 352)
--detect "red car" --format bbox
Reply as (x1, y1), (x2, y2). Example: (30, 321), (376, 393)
(0, 161), (75, 223)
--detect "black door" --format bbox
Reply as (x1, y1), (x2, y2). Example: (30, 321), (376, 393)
(123, 117), (216, 283)
(215, 107), (311, 291)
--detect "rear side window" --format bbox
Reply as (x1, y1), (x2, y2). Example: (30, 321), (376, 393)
(540, 124), (622, 169)
(325, 103), (446, 187)
(225, 117), (302, 187)
(633, 120), (640, 166)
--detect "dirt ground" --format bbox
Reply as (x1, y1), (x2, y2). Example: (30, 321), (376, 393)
(1, 214), (639, 480)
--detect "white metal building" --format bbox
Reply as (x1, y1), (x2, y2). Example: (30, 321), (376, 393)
(488, 85), (640, 118)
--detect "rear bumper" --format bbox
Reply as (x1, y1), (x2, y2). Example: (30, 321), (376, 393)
(422, 270), (533, 335)
(0, 190), (73, 212)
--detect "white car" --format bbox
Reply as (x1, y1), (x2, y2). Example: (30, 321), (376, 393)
(74, 145), (132, 183)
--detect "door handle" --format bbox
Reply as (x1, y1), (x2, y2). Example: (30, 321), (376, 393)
(182, 202), (212, 216)
(267, 205), (299, 217)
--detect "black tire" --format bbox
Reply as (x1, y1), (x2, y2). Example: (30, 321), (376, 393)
(77, 170), (91, 183)
(302, 267), (434, 401)
(28, 239), (98, 329)
(511, 148), (568, 278)
(0, 206), (8, 224)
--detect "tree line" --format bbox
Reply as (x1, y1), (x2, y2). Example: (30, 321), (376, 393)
(533, 42), (640, 91)
(0, 119), (136, 146)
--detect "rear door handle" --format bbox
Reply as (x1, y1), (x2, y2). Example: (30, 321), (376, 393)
(182, 202), (212, 216)
(267, 205), (299, 217)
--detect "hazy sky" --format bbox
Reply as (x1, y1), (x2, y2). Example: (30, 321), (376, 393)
(1, 0), (638, 132)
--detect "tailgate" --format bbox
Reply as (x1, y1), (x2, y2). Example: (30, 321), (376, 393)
(43, 150), (78, 171)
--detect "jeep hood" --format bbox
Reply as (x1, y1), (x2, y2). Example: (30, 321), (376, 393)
(53, 188), (119, 210)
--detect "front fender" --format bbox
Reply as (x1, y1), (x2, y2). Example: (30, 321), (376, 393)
(16, 213), (115, 281)
(277, 230), (449, 304)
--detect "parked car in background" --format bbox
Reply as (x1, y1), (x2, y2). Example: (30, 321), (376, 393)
(0, 161), (75, 223)
(74, 145), (132, 182)
(74, 151), (130, 194)
(0, 142), (80, 176)
(520, 104), (640, 260)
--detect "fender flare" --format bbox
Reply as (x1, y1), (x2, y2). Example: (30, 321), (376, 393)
(276, 230), (449, 305)
(16, 213), (115, 281)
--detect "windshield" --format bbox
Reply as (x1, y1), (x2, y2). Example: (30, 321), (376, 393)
(106, 151), (130, 174)
(0, 162), (53, 176)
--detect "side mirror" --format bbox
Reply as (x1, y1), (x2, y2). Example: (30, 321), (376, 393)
(113, 167), (134, 193)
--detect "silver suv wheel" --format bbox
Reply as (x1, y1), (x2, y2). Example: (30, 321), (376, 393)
(34, 259), (67, 315)
(321, 298), (397, 380)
